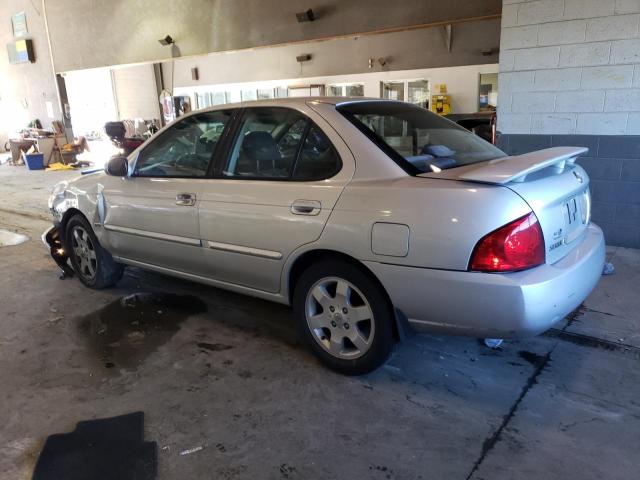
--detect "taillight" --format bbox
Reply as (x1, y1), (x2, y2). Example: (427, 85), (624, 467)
(469, 213), (545, 272)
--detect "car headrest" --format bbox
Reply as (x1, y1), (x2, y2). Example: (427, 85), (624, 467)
(242, 131), (280, 162)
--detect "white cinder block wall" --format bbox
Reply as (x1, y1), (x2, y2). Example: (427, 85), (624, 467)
(498, 0), (640, 135)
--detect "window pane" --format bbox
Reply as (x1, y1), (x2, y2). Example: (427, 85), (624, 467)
(328, 85), (343, 96)
(196, 93), (212, 109)
(274, 87), (288, 98)
(293, 125), (341, 181)
(408, 80), (429, 109)
(479, 73), (498, 112)
(223, 108), (307, 178)
(329, 84), (364, 97)
(257, 88), (275, 100)
(381, 81), (404, 101)
(211, 92), (227, 105)
(226, 91), (240, 103)
(241, 90), (257, 101)
(135, 110), (233, 177)
(277, 118), (307, 155)
(338, 101), (505, 173)
(345, 84), (364, 97)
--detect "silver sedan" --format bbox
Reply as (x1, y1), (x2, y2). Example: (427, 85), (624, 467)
(46, 98), (605, 374)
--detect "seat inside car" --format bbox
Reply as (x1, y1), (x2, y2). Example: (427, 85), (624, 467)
(236, 131), (284, 176)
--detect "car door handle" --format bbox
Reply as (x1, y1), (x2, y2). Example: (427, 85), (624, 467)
(176, 193), (196, 206)
(291, 200), (321, 216)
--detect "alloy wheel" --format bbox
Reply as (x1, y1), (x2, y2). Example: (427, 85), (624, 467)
(305, 277), (375, 359)
(71, 226), (97, 280)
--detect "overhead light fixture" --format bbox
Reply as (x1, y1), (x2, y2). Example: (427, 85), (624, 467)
(158, 35), (175, 46)
(378, 57), (387, 67)
(296, 9), (315, 22)
(296, 54), (312, 63)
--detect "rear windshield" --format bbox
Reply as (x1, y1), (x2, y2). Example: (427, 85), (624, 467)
(337, 101), (506, 174)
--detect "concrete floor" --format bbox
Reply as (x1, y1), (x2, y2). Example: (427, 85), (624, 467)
(1, 164), (639, 479)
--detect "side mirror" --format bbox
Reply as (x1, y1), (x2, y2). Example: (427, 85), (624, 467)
(105, 156), (128, 176)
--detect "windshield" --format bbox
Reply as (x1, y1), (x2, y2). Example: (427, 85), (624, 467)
(337, 101), (506, 174)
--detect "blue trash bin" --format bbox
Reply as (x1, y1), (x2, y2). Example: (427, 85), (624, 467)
(24, 153), (45, 170)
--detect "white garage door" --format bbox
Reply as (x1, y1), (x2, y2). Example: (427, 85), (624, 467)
(111, 64), (160, 122)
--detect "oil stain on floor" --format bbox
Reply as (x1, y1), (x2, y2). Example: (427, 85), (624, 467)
(78, 292), (207, 373)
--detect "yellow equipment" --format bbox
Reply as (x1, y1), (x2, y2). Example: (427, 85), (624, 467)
(430, 84), (452, 115)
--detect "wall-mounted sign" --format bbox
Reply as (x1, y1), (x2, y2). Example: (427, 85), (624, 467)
(11, 11), (28, 37)
(7, 38), (35, 64)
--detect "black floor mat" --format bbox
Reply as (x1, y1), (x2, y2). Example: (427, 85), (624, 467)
(32, 411), (157, 480)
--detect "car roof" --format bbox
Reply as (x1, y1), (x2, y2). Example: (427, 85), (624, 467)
(191, 96), (400, 113)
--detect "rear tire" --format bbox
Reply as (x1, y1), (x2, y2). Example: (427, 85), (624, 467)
(293, 260), (394, 375)
(65, 214), (124, 288)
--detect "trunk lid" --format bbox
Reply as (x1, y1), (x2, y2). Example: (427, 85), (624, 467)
(419, 147), (592, 264)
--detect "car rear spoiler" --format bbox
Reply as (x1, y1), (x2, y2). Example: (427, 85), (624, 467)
(427, 147), (588, 185)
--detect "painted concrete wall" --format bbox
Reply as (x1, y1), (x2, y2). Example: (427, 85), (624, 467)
(497, 0), (640, 248)
(498, 0), (640, 135)
(162, 19), (501, 92)
(0, 1), (61, 141)
(173, 64), (500, 115)
(44, 0), (501, 72)
(2, 0), (501, 144)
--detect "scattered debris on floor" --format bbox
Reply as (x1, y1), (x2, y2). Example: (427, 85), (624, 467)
(47, 316), (64, 325)
(32, 412), (157, 480)
(602, 262), (615, 275)
(179, 446), (204, 456)
(484, 338), (504, 349)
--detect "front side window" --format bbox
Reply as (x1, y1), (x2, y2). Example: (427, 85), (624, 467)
(223, 107), (341, 181)
(338, 101), (505, 174)
(134, 110), (233, 177)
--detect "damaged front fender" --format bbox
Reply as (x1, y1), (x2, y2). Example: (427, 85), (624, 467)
(49, 189), (79, 222)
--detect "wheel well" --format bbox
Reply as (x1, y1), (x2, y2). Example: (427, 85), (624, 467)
(59, 208), (86, 244)
(287, 249), (402, 341)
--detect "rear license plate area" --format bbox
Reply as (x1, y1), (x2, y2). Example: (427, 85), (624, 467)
(562, 189), (589, 243)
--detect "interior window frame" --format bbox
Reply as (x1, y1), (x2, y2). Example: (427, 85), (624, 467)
(131, 109), (237, 179)
(212, 106), (343, 182)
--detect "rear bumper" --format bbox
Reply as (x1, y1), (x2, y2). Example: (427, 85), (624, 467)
(365, 223), (605, 338)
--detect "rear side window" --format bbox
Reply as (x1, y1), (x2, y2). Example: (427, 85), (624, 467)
(293, 125), (341, 181)
(222, 107), (341, 181)
(337, 101), (505, 174)
(135, 110), (233, 177)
